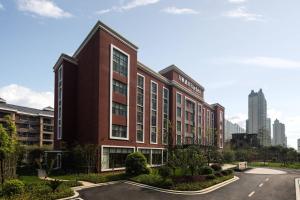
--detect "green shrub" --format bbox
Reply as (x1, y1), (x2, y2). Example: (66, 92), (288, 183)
(205, 174), (216, 180)
(211, 164), (222, 171)
(215, 172), (223, 177)
(46, 179), (63, 192)
(131, 174), (173, 188)
(158, 166), (172, 179)
(125, 152), (150, 176)
(2, 179), (25, 196)
(221, 170), (229, 176)
(199, 166), (214, 175)
(226, 169), (234, 175)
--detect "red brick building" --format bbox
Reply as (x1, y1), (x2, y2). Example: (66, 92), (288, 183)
(53, 21), (225, 172)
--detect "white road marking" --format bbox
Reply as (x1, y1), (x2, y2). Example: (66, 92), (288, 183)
(259, 183), (263, 187)
(265, 178), (269, 182)
(248, 191), (255, 197)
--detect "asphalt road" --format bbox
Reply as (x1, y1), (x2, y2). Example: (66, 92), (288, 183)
(77, 168), (300, 200)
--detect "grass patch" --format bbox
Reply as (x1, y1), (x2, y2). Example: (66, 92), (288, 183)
(51, 171), (127, 184)
(171, 174), (234, 191)
(249, 162), (300, 169)
(0, 176), (82, 200)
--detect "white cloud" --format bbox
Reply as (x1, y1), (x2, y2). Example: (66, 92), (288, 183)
(224, 6), (263, 21)
(0, 84), (53, 109)
(268, 108), (283, 120)
(121, 0), (159, 10)
(17, 0), (72, 18)
(237, 56), (300, 69)
(226, 113), (247, 129)
(228, 0), (248, 4)
(95, 0), (159, 15)
(162, 6), (199, 15)
(0, 2), (4, 10)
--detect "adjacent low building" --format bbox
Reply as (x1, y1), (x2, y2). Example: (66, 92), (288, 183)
(231, 133), (259, 149)
(225, 120), (245, 141)
(297, 139), (300, 153)
(53, 21), (225, 172)
(0, 97), (54, 147)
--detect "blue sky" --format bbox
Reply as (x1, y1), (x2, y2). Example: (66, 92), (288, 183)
(0, 0), (299, 149)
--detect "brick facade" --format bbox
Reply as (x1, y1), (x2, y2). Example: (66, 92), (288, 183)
(53, 21), (225, 172)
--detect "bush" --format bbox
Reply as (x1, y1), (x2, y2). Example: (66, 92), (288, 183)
(223, 150), (235, 163)
(199, 166), (214, 175)
(158, 166), (172, 179)
(131, 174), (173, 188)
(221, 169), (233, 176)
(215, 172), (223, 177)
(205, 174), (216, 180)
(46, 179), (63, 192)
(211, 164), (222, 171)
(125, 152), (150, 176)
(2, 179), (25, 196)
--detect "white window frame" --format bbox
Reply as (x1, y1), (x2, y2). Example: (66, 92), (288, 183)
(162, 87), (169, 145)
(57, 65), (63, 140)
(101, 145), (135, 172)
(176, 91), (183, 145)
(150, 80), (158, 144)
(184, 96), (196, 144)
(110, 44), (130, 140)
(137, 147), (165, 167)
(136, 73), (145, 143)
(198, 103), (202, 145)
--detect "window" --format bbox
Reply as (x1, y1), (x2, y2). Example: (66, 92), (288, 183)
(139, 149), (151, 164)
(102, 147), (134, 170)
(198, 104), (202, 144)
(113, 79), (127, 96)
(152, 149), (162, 165)
(112, 125), (127, 138)
(176, 92), (182, 145)
(150, 81), (158, 144)
(184, 98), (196, 144)
(112, 102), (127, 116)
(136, 74), (144, 143)
(176, 93), (182, 104)
(113, 49), (128, 77)
(177, 107), (181, 118)
(162, 87), (169, 144)
(57, 65), (63, 140)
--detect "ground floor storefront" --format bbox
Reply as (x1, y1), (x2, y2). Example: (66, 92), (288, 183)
(101, 145), (167, 172)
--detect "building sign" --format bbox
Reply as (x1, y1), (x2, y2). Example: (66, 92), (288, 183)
(178, 75), (202, 95)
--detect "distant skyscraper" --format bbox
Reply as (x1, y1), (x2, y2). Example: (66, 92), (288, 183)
(298, 139), (300, 153)
(225, 120), (246, 141)
(247, 89), (268, 146)
(273, 119), (286, 147)
(266, 118), (271, 146)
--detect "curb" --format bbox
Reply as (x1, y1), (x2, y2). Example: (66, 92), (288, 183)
(125, 176), (239, 195)
(57, 181), (121, 200)
(296, 178), (300, 200)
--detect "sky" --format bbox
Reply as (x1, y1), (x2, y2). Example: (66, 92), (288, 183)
(0, 0), (299, 149)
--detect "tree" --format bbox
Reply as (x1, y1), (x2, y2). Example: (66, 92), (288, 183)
(0, 118), (17, 185)
(186, 146), (206, 175)
(223, 150), (235, 163)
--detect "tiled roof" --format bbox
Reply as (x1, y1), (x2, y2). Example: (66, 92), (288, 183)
(0, 102), (53, 117)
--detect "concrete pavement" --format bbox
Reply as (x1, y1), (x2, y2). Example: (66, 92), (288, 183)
(76, 168), (300, 200)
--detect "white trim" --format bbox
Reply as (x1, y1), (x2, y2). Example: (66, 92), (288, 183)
(175, 91), (183, 145)
(101, 145), (135, 172)
(150, 80), (158, 144)
(137, 147), (165, 166)
(73, 21), (138, 58)
(136, 73), (145, 143)
(184, 96), (196, 144)
(57, 65), (63, 140)
(162, 87), (169, 145)
(197, 103), (203, 145)
(109, 44), (130, 140)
